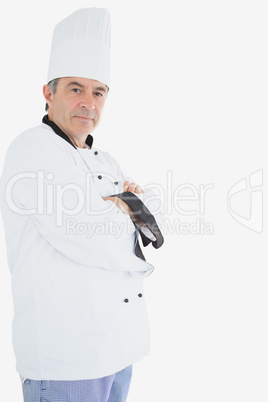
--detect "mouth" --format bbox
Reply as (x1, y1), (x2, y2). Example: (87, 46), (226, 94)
(74, 115), (94, 122)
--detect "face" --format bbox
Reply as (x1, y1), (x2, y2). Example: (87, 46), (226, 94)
(43, 77), (108, 137)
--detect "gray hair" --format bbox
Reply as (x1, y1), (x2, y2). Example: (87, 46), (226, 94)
(45, 78), (60, 111)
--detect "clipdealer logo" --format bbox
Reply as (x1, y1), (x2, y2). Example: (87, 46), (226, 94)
(4, 168), (264, 235)
(227, 170), (263, 233)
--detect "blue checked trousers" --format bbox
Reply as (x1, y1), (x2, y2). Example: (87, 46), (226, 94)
(22, 366), (132, 402)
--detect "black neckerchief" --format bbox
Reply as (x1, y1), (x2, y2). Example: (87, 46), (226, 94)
(42, 114), (94, 149)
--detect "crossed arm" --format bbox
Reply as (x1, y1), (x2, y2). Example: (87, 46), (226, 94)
(103, 180), (144, 224)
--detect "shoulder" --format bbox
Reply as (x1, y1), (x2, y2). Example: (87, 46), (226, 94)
(5, 124), (73, 160)
(3, 124), (75, 174)
(7, 124), (51, 147)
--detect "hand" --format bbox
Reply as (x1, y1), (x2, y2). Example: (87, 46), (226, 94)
(103, 196), (141, 223)
(123, 181), (144, 194)
(103, 181), (144, 224)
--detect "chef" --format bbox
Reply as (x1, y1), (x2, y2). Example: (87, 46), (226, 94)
(0, 8), (163, 402)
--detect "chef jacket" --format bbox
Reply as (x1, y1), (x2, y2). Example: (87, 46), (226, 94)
(0, 117), (163, 381)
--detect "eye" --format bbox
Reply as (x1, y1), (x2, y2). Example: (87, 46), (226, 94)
(71, 88), (81, 93)
(95, 92), (103, 97)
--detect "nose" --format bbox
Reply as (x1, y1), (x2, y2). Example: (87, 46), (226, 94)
(80, 94), (95, 110)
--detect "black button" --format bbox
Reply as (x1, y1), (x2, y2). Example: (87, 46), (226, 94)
(94, 151), (98, 155)
(124, 298), (129, 303)
(138, 293), (143, 298)
(98, 175), (102, 180)
(114, 181), (119, 185)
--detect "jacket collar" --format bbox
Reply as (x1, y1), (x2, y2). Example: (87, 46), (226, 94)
(42, 114), (94, 149)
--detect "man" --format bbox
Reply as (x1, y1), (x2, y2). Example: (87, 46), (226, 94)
(0, 8), (163, 402)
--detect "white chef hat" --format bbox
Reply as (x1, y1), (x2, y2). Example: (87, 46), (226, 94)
(47, 8), (111, 87)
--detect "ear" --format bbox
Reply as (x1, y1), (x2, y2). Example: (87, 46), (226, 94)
(43, 84), (53, 109)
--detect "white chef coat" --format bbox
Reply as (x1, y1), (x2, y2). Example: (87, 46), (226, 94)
(0, 122), (157, 381)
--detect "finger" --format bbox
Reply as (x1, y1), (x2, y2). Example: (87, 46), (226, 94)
(128, 183), (144, 193)
(134, 185), (144, 194)
(123, 180), (130, 192)
(127, 182), (138, 193)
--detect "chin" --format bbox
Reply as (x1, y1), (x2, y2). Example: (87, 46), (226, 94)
(75, 122), (95, 133)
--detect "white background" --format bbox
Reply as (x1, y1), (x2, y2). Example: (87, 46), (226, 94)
(0, 0), (267, 401)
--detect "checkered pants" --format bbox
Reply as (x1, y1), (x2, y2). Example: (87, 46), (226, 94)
(22, 366), (132, 402)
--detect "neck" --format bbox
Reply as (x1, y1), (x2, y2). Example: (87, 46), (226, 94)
(48, 112), (88, 148)
(66, 135), (87, 149)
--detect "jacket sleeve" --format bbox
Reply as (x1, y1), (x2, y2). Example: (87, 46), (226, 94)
(0, 134), (153, 277)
